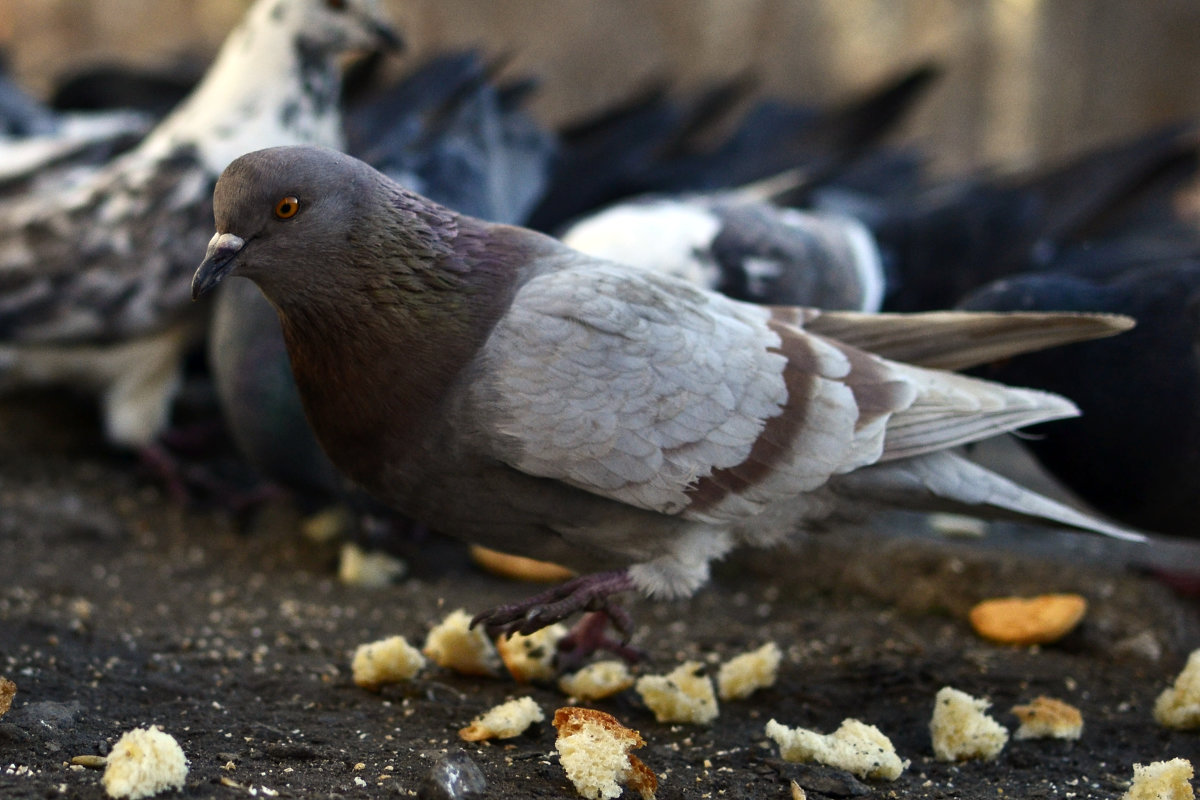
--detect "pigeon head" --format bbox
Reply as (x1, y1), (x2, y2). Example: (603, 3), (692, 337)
(286, 0), (402, 54)
(192, 145), (381, 301)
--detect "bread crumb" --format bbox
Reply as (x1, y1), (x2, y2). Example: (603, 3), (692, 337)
(351, 635), (426, 690)
(0, 676), (14, 718)
(790, 779), (806, 800)
(553, 706), (656, 800)
(1122, 758), (1194, 800)
(1155, 649), (1200, 729)
(968, 594), (1087, 645)
(1011, 696), (1083, 740)
(337, 543), (406, 588)
(765, 718), (909, 781)
(459, 696), (544, 741)
(102, 727), (189, 799)
(470, 545), (576, 583)
(930, 686), (1009, 761)
(559, 660), (635, 702)
(635, 661), (718, 724)
(718, 642), (781, 701)
(423, 609), (501, 676)
(497, 624), (567, 683)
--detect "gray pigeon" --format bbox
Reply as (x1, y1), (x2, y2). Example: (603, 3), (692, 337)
(193, 146), (1143, 638)
(0, 0), (399, 451)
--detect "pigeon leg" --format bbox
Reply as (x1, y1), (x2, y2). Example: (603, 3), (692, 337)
(471, 570), (636, 638)
(555, 610), (646, 670)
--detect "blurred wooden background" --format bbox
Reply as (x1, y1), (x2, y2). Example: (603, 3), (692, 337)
(2, 0), (1200, 175)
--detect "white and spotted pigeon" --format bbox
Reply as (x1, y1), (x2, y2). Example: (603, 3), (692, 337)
(0, 0), (399, 462)
(193, 146), (1144, 655)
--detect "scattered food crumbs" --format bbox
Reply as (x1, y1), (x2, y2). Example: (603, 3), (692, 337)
(717, 642), (781, 701)
(1011, 696), (1083, 740)
(423, 609), (501, 676)
(71, 755), (108, 769)
(764, 718), (909, 780)
(102, 727), (189, 799)
(1121, 758), (1195, 800)
(0, 677), (14, 717)
(469, 545), (576, 583)
(635, 661), (718, 724)
(299, 506), (351, 544)
(930, 686), (1009, 761)
(337, 542), (406, 588)
(968, 593), (1087, 645)
(459, 696), (544, 741)
(790, 779), (806, 800)
(1155, 649), (1200, 729)
(559, 660), (635, 701)
(351, 634), (426, 690)
(554, 706), (656, 800)
(497, 624), (567, 683)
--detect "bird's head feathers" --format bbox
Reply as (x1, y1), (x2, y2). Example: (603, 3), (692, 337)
(280, 0), (402, 55)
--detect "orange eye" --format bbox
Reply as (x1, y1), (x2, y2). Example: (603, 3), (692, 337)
(274, 196), (300, 219)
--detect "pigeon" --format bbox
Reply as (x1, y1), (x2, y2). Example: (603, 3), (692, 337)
(0, 0), (400, 454)
(194, 145), (1145, 641)
(208, 50), (556, 502)
(958, 238), (1200, 538)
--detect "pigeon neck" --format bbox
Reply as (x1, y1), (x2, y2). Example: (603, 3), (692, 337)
(141, 4), (344, 172)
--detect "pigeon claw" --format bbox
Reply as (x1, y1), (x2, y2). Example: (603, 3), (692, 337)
(470, 569), (636, 639)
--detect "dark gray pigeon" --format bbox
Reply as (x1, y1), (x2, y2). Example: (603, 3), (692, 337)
(193, 145), (1144, 639)
(0, 0), (399, 453)
(208, 51), (556, 502)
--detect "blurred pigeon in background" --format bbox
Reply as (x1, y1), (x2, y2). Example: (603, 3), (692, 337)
(192, 146), (1144, 646)
(0, 0), (400, 480)
(959, 231), (1200, 539)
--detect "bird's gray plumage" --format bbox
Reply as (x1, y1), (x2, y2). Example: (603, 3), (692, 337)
(0, 0), (398, 448)
(195, 145), (1143, 604)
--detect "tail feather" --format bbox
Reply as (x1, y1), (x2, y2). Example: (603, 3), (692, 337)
(838, 449), (1146, 542)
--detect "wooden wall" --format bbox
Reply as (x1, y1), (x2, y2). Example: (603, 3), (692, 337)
(2, 0), (1200, 174)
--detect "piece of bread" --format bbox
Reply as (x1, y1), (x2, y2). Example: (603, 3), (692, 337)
(929, 687), (1009, 761)
(351, 635), (426, 691)
(469, 545), (576, 583)
(1121, 758), (1195, 800)
(0, 676), (14, 718)
(635, 661), (719, 725)
(553, 706), (656, 800)
(422, 609), (501, 676)
(1011, 696), (1083, 740)
(459, 696), (544, 741)
(101, 727), (189, 799)
(497, 624), (568, 683)
(718, 642), (781, 701)
(1155, 649), (1200, 729)
(765, 718), (909, 781)
(968, 594), (1087, 646)
(337, 542), (406, 588)
(559, 661), (636, 702)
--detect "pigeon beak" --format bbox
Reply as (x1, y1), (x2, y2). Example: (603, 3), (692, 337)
(192, 232), (246, 300)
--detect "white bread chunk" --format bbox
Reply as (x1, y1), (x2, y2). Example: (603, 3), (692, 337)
(718, 642), (782, 701)
(351, 635), (426, 690)
(102, 727), (189, 799)
(1155, 649), (1200, 729)
(423, 609), (501, 676)
(1122, 758), (1195, 800)
(497, 624), (568, 683)
(930, 686), (1009, 761)
(635, 661), (718, 724)
(459, 696), (544, 741)
(1011, 696), (1083, 740)
(559, 660), (636, 702)
(553, 707), (656, 800)
(765, 718), (909, 781)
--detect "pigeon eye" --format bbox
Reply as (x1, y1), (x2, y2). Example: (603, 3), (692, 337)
(274, 196), (300, 219)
